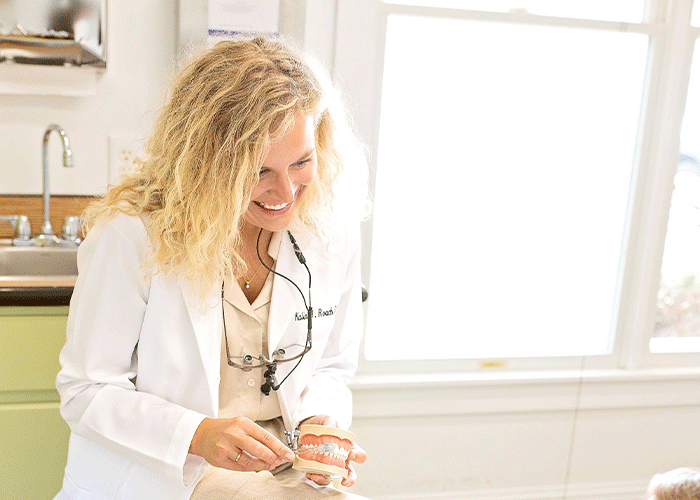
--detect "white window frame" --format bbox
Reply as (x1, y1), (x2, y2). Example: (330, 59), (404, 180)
(330, 0), (700, 376)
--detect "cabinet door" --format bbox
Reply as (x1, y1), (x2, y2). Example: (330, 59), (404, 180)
(0, 404), (70, 500)
(0, 310), (67, 392)
(0, 307), (70, 499)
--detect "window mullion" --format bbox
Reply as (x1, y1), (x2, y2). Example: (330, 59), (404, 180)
(617, 0), (695, 368)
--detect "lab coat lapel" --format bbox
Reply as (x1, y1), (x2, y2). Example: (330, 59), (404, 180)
(178, 275), (222, 412)
(268, 227), (314, 355)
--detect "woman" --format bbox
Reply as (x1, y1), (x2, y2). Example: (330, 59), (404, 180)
(53, 36), (369, 500)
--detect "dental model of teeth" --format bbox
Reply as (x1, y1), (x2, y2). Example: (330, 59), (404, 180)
(292, 424), (355, 485)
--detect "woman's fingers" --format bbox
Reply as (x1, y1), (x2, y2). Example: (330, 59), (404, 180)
(341, 463), (357, 487)
(306, 466), (357, 488)
(306, 472), (332, 486)
(190, 417), (294, 472)
(338, 444), (364, 487)
(228, 448), (277, 472)
(250, 421), (296, 464)
(349, 444), (367, 464)
(236, 428), (293, 469)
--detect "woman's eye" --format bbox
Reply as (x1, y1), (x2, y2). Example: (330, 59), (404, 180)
(294, 158), (313, 168)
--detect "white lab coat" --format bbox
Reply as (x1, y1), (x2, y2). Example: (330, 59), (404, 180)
(52, 213), (363, 500)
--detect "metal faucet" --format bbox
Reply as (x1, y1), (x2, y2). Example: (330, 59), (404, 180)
(0, 215), (32, 246)
(37, 124), (74, 246)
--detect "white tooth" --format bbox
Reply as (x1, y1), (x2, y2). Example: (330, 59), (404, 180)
(262, 202), (289, 210)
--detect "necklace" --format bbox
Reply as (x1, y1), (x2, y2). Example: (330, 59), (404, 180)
(240, 229), (272, 289)
(243, 262), (264, 289)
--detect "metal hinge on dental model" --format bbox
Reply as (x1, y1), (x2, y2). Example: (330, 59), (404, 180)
(284, 429), (300, 450)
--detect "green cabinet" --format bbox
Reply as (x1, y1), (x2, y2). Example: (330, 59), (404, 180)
(0, 306), (70, 500)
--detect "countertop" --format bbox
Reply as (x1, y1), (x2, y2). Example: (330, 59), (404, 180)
(0, 276), (75, 306)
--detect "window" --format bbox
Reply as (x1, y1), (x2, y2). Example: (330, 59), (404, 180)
(334, 0), (700, 371)
(652, 38), (700, 354)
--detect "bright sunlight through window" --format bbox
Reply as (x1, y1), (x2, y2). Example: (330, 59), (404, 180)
(363, 14), (648, 361)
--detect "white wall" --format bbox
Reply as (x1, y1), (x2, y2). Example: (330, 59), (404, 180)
(347, 370), (700, 500)
(0, 0), (178, 195)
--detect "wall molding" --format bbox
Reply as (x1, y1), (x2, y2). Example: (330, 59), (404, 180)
(370, 480), (649, 500)
(349, 367), (700, 418)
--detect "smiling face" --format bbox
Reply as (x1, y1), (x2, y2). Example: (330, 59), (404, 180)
(244, 115), (317, 233)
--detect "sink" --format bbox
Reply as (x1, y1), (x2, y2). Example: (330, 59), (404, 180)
(0, 240), (78, 282)
(0, 241), (78, 305)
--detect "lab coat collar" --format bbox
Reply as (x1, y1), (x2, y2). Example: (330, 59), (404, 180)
(267, 222), (316, 354)
(286, 218), (314, 253)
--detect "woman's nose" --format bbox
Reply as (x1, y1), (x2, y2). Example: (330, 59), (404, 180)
(273, 171), (295, 200)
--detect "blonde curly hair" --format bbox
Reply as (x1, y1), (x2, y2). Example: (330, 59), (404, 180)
(84, 36), (368, 291)
(647, 468), (700, 500)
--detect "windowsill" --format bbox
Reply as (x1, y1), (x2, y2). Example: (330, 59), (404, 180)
(348, 366), (700, 418)
(349, 365), (700, 388)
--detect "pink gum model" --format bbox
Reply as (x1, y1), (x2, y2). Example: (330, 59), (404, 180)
(292, 424), (355, 480)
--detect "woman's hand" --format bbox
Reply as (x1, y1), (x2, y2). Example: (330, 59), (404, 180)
(189, 416), (295, 472)
(299, 415), (367, 487)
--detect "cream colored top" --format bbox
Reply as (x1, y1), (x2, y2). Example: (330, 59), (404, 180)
(219, 232), (283, 421)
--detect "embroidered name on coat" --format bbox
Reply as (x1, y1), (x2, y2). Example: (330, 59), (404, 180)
(295, 306), (337, 321)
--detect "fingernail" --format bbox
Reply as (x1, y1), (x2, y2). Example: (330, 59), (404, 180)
(284, 451), (295, 462)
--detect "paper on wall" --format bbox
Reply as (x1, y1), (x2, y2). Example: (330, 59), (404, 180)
(207, 0), (279, 39)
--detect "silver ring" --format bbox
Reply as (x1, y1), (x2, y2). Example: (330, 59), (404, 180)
(234, 451), (242, 463)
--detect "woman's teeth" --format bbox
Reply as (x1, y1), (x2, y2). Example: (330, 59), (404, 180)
(256, 201), (289, 211)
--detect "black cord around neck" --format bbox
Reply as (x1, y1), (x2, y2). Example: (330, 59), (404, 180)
(255, 228), (313, 395)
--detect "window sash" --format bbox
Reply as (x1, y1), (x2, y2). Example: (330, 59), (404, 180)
(334, 0), (700, 372)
